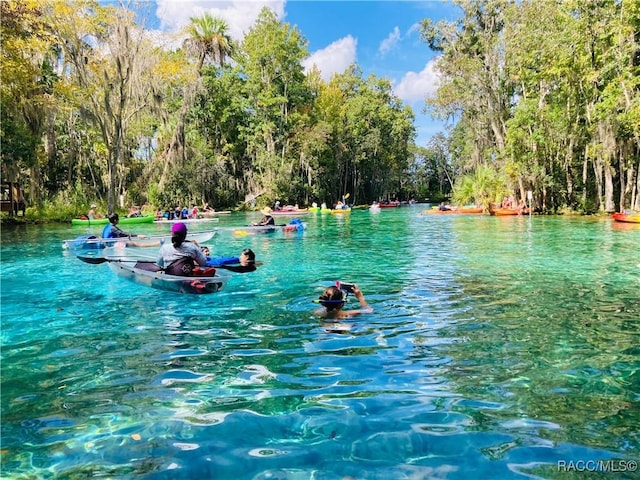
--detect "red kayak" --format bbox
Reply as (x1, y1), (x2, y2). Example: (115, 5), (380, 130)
(612, 212), (640, 223)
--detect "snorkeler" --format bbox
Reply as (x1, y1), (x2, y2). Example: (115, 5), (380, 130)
(314, 282), (373, 319)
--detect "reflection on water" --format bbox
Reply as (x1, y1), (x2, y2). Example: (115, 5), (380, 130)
(1, 211), (638, 478)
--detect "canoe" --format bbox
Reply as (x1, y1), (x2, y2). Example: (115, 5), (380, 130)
(107, 260), (230, 294)
(424, 207), (483, 215)
(154, 217), (219, 224)
(62, 230), (216, 251)
(612, 212), (640, 223)
(378, 202), (399, 208)
(71, 215), (155, 226)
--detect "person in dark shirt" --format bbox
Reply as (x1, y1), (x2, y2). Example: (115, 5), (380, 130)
(253, 207), (275, 226)
(102, 213), (134, 238)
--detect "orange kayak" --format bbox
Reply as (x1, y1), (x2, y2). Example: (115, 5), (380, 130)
(491, 208), (529, 216)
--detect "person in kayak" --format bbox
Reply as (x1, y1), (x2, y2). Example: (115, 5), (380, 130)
(253, 207), (275, 226)
(216, 248), (258, 273)
(314, 283), (373, 319)
(88, 204), (103, 220)
(102, 213), (135, 238)
(157, 222), (208, 276)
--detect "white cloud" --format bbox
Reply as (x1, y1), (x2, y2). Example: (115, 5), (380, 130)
(302, 36), (357, 82)
(378, 26), (400, 56)
(155, 0), (286, 40)
(393, 58), (441, 103)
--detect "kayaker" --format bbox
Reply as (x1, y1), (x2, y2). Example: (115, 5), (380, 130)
(157, 222), (208, 276)
(88, 204), (103, 220)
(314, 283), (373, 319)
(102, 213), (135, 238)
(253, 207), (275, 226)
(217, 249), (257, 273)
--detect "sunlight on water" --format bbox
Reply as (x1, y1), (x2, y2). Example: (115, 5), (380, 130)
(1, 210), (638, 479)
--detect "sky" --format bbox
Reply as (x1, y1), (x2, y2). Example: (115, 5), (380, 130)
(132, 0), (462, 146)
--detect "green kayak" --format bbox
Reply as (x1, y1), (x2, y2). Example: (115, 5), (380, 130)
(71, 215), (155, 226)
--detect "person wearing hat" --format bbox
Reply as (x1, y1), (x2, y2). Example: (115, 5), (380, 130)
(88, 204), (103, 220)
(157, 222), (208, 276)
(253, 207), (275, 226)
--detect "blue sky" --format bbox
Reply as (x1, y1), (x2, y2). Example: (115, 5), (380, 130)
(135, 1), (461, 146)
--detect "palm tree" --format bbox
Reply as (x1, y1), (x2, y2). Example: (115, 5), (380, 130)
(158, 13), (233, 188)
(183, 13), (233, 73)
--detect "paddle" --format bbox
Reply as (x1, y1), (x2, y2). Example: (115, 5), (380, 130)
(76, 255), (157, 266)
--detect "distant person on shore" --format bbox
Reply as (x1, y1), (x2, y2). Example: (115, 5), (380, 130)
(253, 207), (275, 226)
(314, 283), (373, 319)
(157, 222), (208, 276)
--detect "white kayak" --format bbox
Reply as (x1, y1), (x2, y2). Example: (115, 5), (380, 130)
(63, 230), (216, 250)
(107, 260), (230, 294)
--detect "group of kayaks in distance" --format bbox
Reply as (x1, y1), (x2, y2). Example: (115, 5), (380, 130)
(67, 203), (638, 295)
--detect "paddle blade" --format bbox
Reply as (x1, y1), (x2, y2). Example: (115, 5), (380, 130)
(76, 255), (109, 264)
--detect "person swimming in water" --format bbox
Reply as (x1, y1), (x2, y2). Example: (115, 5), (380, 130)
(314, 283), (373, 319)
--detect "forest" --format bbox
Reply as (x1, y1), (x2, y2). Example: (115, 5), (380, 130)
(1, 0), (639, 220)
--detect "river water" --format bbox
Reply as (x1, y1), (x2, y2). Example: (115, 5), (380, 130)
(1, 207), (638, 479)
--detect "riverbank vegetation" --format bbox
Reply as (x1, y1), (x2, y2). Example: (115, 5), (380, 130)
(2, 0), (638, 223)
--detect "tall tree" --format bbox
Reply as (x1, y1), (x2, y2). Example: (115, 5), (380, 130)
(238, 7), (311, 203)
(0, 0), (56, 206)
(50, 1), (158, 213)
(157, 13), (233, 188)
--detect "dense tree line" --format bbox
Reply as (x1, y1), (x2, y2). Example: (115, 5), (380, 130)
(2, 0), (638, 217)
(423, 0), (640, 212)
(1, 1), (416, 216)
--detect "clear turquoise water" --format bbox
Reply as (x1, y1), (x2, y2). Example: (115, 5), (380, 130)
(1, 208), (639, 479)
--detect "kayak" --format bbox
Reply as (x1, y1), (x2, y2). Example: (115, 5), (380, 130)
(308, 206), (320, 212)
(63, 230), (216, 250)
(71, 215), (155, 226)
(491, 208), (528, 216)
(107, 260), (230, 294)
(612, 212), (640, 223)
(232, 219), (305, 236)
(331, 208), (351, 214)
